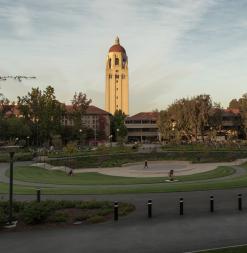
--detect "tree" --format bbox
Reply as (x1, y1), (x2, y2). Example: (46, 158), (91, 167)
(5, 117), (31, 140)
(158, 94), (213, 143)
(18, 86), (65, 145)
(111, 110), (127, 142)
(229, 93), (247, 138)
(71, 92), (92, 130)
(157, 110), (173, 141)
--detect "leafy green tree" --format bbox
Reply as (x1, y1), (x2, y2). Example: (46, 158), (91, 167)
(111, 110), (127, 142)
(5, 117), (31, 140)
(158, 94), (212, 143)
(71, 92), (91, 130)
(17, 86), (65, 145)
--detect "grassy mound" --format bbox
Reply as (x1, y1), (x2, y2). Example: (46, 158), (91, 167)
(7, 166), (235, 185)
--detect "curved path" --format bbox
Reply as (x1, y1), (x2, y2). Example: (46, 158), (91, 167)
(0, 160), (247, 189)
(73, 159), (247, 177)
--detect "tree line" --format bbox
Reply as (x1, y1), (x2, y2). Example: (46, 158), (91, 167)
(0, 86), (95, 146)
(157, 94), (247, 143)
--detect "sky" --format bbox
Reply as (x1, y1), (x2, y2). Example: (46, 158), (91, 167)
(0, 0), (247, 114)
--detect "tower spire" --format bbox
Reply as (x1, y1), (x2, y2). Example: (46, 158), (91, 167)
(115, 36), (120, 45)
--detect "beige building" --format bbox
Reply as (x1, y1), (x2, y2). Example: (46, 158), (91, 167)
(105, 37), (129, 115)
(125, 112), (159, 142)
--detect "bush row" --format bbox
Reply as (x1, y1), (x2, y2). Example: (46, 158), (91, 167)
(49, 151), (247, 168)
(0, 200), (135, 226)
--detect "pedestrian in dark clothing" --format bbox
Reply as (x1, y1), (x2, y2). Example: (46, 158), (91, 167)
(144, 160), (148, 169)
(68, 169), (73, 176)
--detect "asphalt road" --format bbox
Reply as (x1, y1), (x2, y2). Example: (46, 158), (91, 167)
(2, 189), (247, 252)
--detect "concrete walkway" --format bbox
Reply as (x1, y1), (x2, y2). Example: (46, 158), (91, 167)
(1, 188), (247, 252)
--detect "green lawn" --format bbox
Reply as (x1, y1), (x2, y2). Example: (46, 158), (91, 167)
(7, 166), (235, 185)
(1, 164), (247, 195)
(197, 245), (247, 252)
(1, 171), (247, 195)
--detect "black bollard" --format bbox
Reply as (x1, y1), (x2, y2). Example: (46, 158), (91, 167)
(147, 200), (152, 218)
(114, 201), (118, 221)
(238, 194), (242, 211)
(180, 198), (184, 215)
(37, 189), (41, 202)
(210, 196), (214, 212)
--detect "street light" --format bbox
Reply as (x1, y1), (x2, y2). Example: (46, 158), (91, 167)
(109, 134), (113, 147)
(94, 125), (97, 146)
(26, 136), (30, 149)
(116, 128), (120, 143)
(0, 145), (22, 227)
(79, 129), (82, 150)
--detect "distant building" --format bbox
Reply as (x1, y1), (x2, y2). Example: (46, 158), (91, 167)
(4, 104), (111, 141)
(105, 37), (129, 115)
(125, 112), (159, 142)
(63, 105), (111, 141)
(221, 109), (242, 138)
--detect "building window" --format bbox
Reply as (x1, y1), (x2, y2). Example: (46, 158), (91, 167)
(115, 74), (119, 79)
(115, 58), (119, 65)
(109, 58), (111, 68)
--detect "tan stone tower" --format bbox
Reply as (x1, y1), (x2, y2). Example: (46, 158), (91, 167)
(105, 37), (129, 115)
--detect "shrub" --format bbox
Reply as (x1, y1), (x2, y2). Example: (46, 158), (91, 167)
(48, 211), (68, 223)
(87, 215), (105, 224)
(119, 203), (135, 216)
(21, 202), (51, 224)
(95, 208), (112, 216)
(0, 207), (7, 225)
(74, 212), (91, 222)
(77, 200), (109, 209)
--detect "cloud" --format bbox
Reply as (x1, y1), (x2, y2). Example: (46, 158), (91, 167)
(1, 0), (247, 114)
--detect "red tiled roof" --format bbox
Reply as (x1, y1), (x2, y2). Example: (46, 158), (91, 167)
(224, 108), (240, 115)
(86, 105), (110, 115)
(109, 44), (126, 53)
(65, 105), (110, 115)
(126, 112), (159, 121)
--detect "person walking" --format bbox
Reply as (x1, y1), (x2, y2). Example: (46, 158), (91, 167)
(144, 160), (148, 169)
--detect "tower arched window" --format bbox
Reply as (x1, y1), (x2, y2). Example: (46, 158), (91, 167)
(109, 58), (111, 68)
(115, 57), (119, 66)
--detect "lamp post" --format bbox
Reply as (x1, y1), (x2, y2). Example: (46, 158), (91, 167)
(36, 118), (39, 148)
(0, 145), (22, 227)
(79, 129), (82, 150)
(94, 126), (97, 146)
(116, 128), (119, 143)
(109, 134), (113, 147)
(26, 136), (30, 149)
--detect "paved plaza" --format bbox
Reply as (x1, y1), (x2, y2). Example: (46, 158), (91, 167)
(1, 189), (247, 253)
